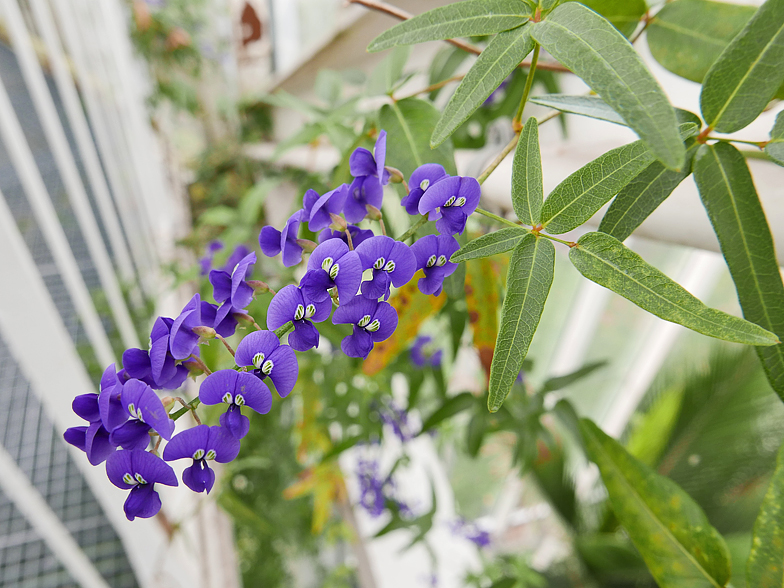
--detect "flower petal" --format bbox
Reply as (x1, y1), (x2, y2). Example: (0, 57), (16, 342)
(333, 296), (378, 326)
(109, 420), (151, 451)
(374, 130), (388, 180)
(288, 321), (320, 352)
(72, 394), (100, 423)
(235, 372), (273, 413)
(410, 234), (438, 270)
(230, 252), (256, 309)
(132, 449), (178, 486)
(84, 422), (115, 466)
(106, 449), (135, 489)
(220, 406), (250, 439)
(410, 163), (447, 192)
(266, 345), (298, 398)
(182, 460), (215, 493)
(64, 426), (87, 452)
(209, 270), (232, 303)
(333, 250), (363, 305)
(349, 147), (376, 177)
(123, 484), (161, 521)
(122, 348), (152, 381)
(198, 369), (240, 405)
(207, 426), (241, 463)
(234, 331), (280, 368)
(369, 301), (398, 342)
(355, 235), (394, 271)
(299, 269), (332, 304)
(266, 285), (303, 330)
(418, 175), (461, 215)
(307, 239), (349, 273)
(341, 327), (374, 359)
(163, 425), (210, 462)
(388, 241), (417, 287)
(259, 225), (282, 257)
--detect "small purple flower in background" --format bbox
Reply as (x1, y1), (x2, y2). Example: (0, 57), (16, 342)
(380, 402), (416, 442)
(451, 518), (491, 548)
(355, 236), (417, 301)
(199, 240), (223, 275)
(300, 239), (362, 305)
(260, 209), (306, 267)
(109, 379), (175, 450)
(356, 457), (386, 517)
(209, 251), (256, 312)
(409, 336), (443, 369)
(63, 389), (115, 465)
(199, 369), (272, 439)
(106, 449), (178, 521)
(163, 425), (240, 493)
(410, 235), (460, 296)
(235, 330), (299, 398)
(122, 317), (189, 390)
(304, 185), (349, 232)
(345, 131), (390, 223)
(483, 76), (511, 105)
(220, 244), (252, 275)
(319, 225), (375, 248)
(169, 294), (205, 360)
(266, 285), (331, 352)
(401, 164), (449, 216)
(418, 176), (480, 235)
(332, 297), (398, 359)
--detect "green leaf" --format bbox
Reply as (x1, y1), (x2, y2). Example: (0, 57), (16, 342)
(427, 46), (469, 100)
(367, 0), (531, 52)
(420, 392), (475, 433)
(451, 227), (528, 263)
(367, 46), (411, 96)
(747, 440), (784, 588)
(581, 0), (647, 38)
(580, 418), (732, 588)
(625, 386), (684, 467)
(599, 141), (698, 241)
(530, 94), (627, 126)
(432, 25), (534, 148)
(488, 235), (555, 412)
(765, 111), (784, 166)
(700, 0), (784, 133)
(569, 231), (780, 346)
(541, 360), (607, 393)
(693, 142), (784, 397)
(541, 140), (655, 234)
(512, 117), (544, 225)
(648, 0), (756, 85)
(197, 205), (236, 226)
(531, 2), (684, 170)
(379, 97), (456, 178)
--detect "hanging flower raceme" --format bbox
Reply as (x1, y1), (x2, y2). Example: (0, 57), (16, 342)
(355, 235), (417, 301)
(266, 285), (331, 351)
(332, 297), (398, 359)
(163, 424), (240, 493)
(260, 209), (306, 267)
(304, 185), (349, 232)
(109, 379), (175, 450)
(122, 317), (190, 390)
(401, 163), (449, 216)
(299, 239), (362, 305)
(345, 131), (389, 223)
(410, 235), (460, 296)
(319, 225), (375, 248)
(234, 330), (299, 398)
(106, 449), (178, 521)
(63, 389), (115, 466)
(199, 369), (272, 440)
(417, 175), (480, 235)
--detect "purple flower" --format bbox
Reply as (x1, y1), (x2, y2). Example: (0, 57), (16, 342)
(356, 457), (386, 517)
(169, 294), (208, 361)
(410, 235), (460, 296)
(319, 225), (375, 248)
(299, 239), (362, 305)
(234, 330), (299, 398)
(417, 176), (480, 235)
(200, 301), (238, 338)
(109, 379), (175, 450)
(99, 364), (129, 432)
(260, 210), (305, 267)
(410, 336), (443, 368)
(332, 297), (398, 359)
(221, 244), (252, 275)
(199, 369), (273, 439)
(266, 285), (331, 352)
(355, 236), (417, 301)
(122, 317), (190, 390)
(106, 449), (178, 521)
(163, 425), (240, 493)
(209, 251), (256, 312)
(64, 388), (116, 465)
(401, 164), (449, 216)
(303, 185), (349, 232)
(344, 131), (390, 223)
(199, 240), (223, 275)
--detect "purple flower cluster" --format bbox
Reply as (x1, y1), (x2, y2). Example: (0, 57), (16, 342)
(65, 128), (483, 523)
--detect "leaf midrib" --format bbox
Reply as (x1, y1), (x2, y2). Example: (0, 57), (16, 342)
(650, 19), (728, 48)
(576, 239), (765, 341)
(390, 101), (423, 169)
(586, 426), (724, 588)
(603, 165), (670, 235)
(707, 19), (784, 129)
(454, 229), (526, 261)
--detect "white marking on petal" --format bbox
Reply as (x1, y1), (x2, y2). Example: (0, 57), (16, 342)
(305, 304), (316, 318)
(373, 257), (386, 270)
(443, 196), (456, 207)
(329, 263), (340, 280)
(436, 255), (447, 266)
(321, 257), (334, 272)
(252, 352), (265, 369)
(426, 255), (437, 268)
(420, 179), (430, 191)
(294, 304), (305, 321)
(222, 392), (233, 404)
(135, 473), (147, 485)
(193, 449), (205, 460)
(366, 319), (381, 332)
(357, 315), (371, 328)
(235, 394), (245, 406)
(205, 450), (216, 460)
(123, 473), (135, 485)
(262, 359), (274, 375)
(383, 260), (396, 272)
(455, 196), (466, 207)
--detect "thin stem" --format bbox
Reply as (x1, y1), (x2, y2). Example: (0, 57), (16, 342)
(274, 321), (294, 339)
(347, 0), (569, 72)
(395, 74), (465, 101)
(477, 134), (519, 185)
(174, 397), (202, 425)
(473, 207), (524, 229)
(153, 435), (162, 453)
(188, 354), (211, 375)
(538, 232), (575, 247)
(708, 136), (764, 148)
(513, 44), (540, 129)
(345, 228), (355, 250)
(171, 398), (201, 422)
(396, 215), (429, 242)
(378, 218), (387, 236)
(629, 12), (651, 45)
(216, 335), (235, 357)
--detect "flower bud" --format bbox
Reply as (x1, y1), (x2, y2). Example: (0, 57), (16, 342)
(247, 280), (275, 295)
(365, 204), (383, 221)
(295, 239), (318, 253)
(160, 396), (175, 409)
(329, 213), (348, 231)
(385, 166), (405, 184)
(192, 326), (216, 340)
